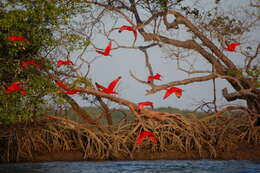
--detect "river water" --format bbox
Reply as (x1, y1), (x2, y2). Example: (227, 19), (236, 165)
(0, 160), (260, 173)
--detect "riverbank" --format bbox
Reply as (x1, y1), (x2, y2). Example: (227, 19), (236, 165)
(1, 112), (260, 163)
(30, 143), (260, 162)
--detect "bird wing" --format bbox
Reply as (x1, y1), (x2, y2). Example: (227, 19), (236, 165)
(64, 60), (73, 65)
(147, 76), (154, 83)
(138, 103), (144, 110)
(154, 73), (162, 80)
(57, 60), (64, 67)
(95, 82), (106, 90)
(119, 25), (129, 32)
(104, 41), (112, 55)
(96, 50), (105, 55)
(163, 88), (173, 99)
(107, 77), (121, 90)
(136, 132), (147, 145)
(55, 81), (70, 91)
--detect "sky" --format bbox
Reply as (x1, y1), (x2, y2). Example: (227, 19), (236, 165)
(69, 0), (258, 111)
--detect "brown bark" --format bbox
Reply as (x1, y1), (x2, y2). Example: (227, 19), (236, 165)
(96, 96), (113, 125)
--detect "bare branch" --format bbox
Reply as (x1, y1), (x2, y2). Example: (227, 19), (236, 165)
(222, 87), (258, 101)
(146, 74), (218, 95)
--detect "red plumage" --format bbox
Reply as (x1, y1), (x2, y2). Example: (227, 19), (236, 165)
(8, 35), (27, 42)
(4, 82), (26, 95)
(118, 25), (137, 42)
(225, 42), (240, 51)
(136, 131), (157, 145)
(96, 41), (113, 56)
(21, 61), (41, 69)
(163, 87), (183, 99)
(147, 73), (162, 83)
(57, 60), (74, 68)
(95, 77), (121, 94)
(138, 101), (154, 110)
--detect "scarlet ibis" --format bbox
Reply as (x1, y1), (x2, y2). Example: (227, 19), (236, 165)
(57, 60), (74, 68)
(136, 131), (157, 145)
(138, 101), (154, 110)
(147, 73), (162, 83)
(163, 87), (183, 99)
(225, 42), (240, 51)
(21, 61), (41, 69)
(55, 80), (71, 91)
(63, 89), (81, 95)
(4, 82), (26, 95)
(8, 35), (27, 42)
(96, 41), (112, 56)
(118, 25), (137, 42)
(95, 76), (121, 94)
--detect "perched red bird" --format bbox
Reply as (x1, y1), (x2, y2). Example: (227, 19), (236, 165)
(138, 101), (154, 110)
(95, 76), (121, 94)
(136, 131), (157, 145)
(55, 80), (71, 91)
(8, 35), (27, 42)
(4, 81), (26, 95)
(63, 89), (81, 95)
(163, 87), (183, 99)
(57, 60), (74, 68)
(118, 25), (137, 42)
(225, 42), (240, 51)
(96, 41), (112, 56)
(147, 73), (162, 83)
(21, 61), (41, 69)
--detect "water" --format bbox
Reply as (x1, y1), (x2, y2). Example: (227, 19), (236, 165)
(0, 160), (260, 173)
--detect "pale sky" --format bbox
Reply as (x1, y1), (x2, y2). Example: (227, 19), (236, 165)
(69, 0), (258, 111)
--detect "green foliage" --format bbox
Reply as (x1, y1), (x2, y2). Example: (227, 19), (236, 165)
(0, 0), (89, 125)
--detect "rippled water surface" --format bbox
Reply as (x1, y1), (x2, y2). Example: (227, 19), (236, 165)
(1, 160), (260, 173)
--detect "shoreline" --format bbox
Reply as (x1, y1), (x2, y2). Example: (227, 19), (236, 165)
(11, 144), (259, 163)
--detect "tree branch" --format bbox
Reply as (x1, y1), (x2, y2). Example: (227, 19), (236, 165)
(145, 74), (218, 95)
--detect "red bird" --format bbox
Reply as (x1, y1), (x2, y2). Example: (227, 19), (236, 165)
(4, 82), (26, 95)
(96, 41), (112, 56)
(118, 25), (137, 42)
(138, 101), (154, 110)
(163, 87), (183, 99)
(63, 89), (81, 95)
(95, 76), (121, 94)
(136, 131), (157, 145)
(225, 42), (240, 51)
(21, 61), (41, 69)
(57, 60), (74, 68)
(8, 35), (27, 42)
(147, 73), (162, 83)
(55, 80), (71, 91)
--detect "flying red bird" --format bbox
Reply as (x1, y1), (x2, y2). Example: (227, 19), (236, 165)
(21, 61), (41, 69)
(8, 35), (27, 42)
(95, 76), (121, 94)
(63, 89), (81, 95)
(55, 80), (71, 91)
(225, 42), (240, 51)
(96, 41), (112, 56)
(147, 73), (162, 83)
(4, 81), (26, 95)
(138, 101), (154, 110)
(136, 131), (157, 145)
(57, 60), (74, 68)
(163, 87), (183, 99)
(118, 25), (137, 42)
